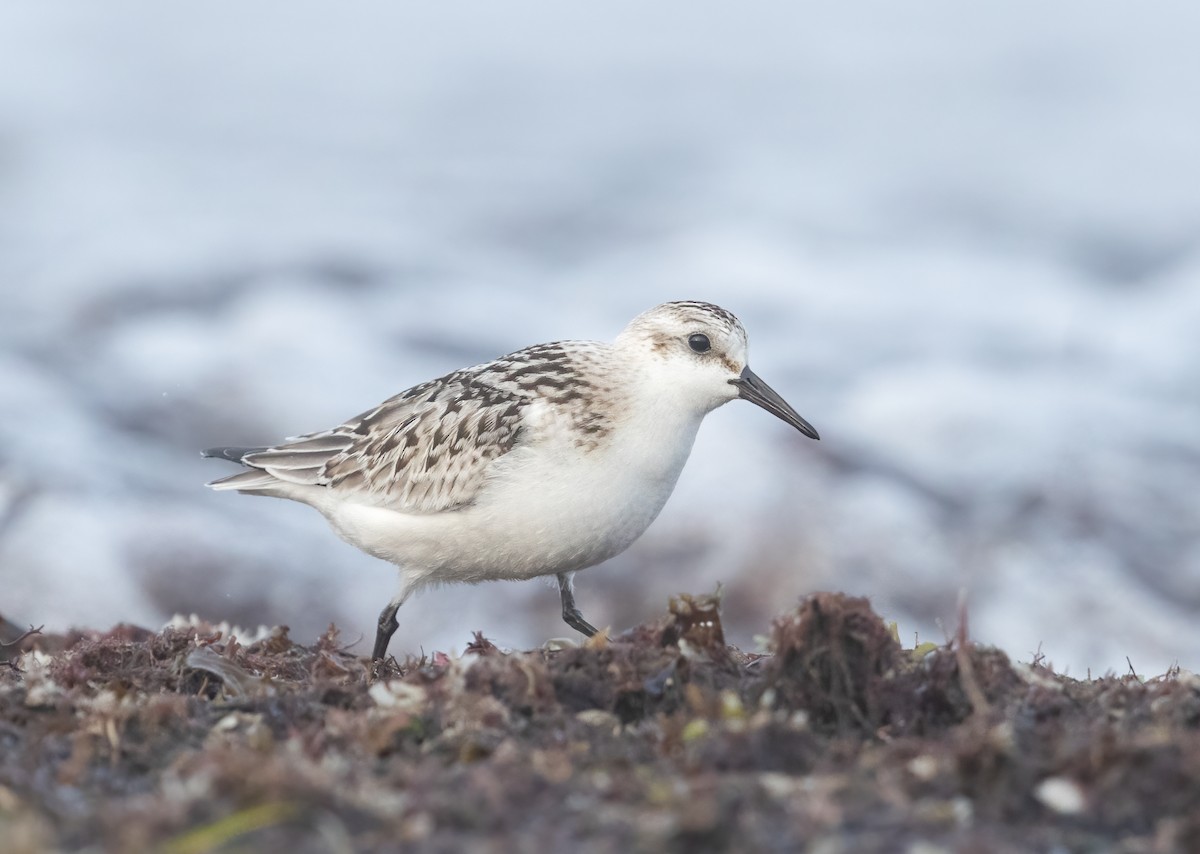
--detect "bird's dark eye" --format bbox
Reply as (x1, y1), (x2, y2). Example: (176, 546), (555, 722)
(688, 333), (711, 353)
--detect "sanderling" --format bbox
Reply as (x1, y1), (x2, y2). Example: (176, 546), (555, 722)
(204, 301), (819, 662)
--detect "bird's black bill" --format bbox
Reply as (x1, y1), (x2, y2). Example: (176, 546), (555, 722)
(730, 367), (820, 440)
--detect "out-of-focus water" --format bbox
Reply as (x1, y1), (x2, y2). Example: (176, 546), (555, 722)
(1, 3), (1197, 674)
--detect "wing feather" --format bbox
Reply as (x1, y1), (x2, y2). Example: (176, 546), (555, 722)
(205, 340), (616, 511)
(209, 372), (528, 514)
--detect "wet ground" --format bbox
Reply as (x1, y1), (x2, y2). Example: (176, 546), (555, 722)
(2, 592), (1198, 852)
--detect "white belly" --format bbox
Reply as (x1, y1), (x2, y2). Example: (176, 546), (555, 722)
(325, 413), (702, 585)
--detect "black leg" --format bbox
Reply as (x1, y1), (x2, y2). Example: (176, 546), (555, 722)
(557, 573), (598, 637)
(372, 600), (400, 662)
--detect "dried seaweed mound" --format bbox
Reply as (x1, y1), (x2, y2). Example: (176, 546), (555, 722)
(2, 593), (1199, 853)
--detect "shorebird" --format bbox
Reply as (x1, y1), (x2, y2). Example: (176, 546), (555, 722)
(204, 301), (819, 661)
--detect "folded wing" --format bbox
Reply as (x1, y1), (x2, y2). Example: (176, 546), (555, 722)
(206, 371), (528, 514)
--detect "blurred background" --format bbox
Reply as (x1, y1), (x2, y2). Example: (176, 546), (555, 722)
(1, 2), (1197, 675)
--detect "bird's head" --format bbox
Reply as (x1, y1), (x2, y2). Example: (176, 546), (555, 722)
(615, 300), (819, 440)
